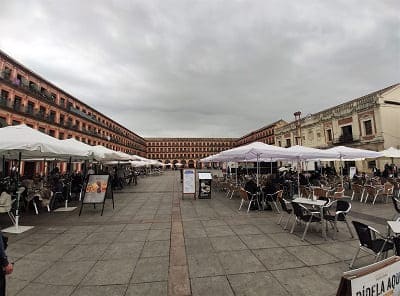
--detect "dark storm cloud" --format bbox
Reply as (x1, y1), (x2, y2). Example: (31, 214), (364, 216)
(0, 0), (398, 137)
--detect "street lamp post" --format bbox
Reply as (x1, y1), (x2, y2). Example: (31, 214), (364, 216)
(293, 111), (302, 146)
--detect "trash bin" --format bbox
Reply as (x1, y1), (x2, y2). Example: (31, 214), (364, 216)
(198, 172), (212, 199)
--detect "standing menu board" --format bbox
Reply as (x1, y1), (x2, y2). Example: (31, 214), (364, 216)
(183, 169), (196, 199)
(336, 256), (400, 295)
(79, 174), (114, 216)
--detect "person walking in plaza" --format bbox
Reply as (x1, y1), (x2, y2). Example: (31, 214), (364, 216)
(0, 232), (13, 296)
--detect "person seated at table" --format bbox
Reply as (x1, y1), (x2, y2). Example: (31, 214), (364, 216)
(261, 176), (277, 210)
(71, 170), (83, 200)
(244, 177), (259, 210)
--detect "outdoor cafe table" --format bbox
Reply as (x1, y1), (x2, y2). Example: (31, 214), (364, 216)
(292, 197), (328, 240)
(387, 221), (400, 235)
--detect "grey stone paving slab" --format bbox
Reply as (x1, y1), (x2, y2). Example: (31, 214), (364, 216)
(64, 225), (99, 233)
(205, 225), (236, 237)
(46, 232), (89, 246)
(61, 244), (109, 262)
(102, 242), (144, 260)
(191, 276), (234, 296)
(15, 283), (75, 296)
(188, 253), (225, 278)
(9, 258), (53, 282)
(131, 256), (169, 283)
(183, 227), (207, 238)
(253, 247), (305, 270)
(256, 222), (288, 234)
(33, 260), (96, 285)
(185, 237), (214, 255)
(239, 234), (280, 249)
(224, 217), (250, 226)
(183, 220), (204, 228)
(80, 231), (119, 245)
(210, 236), (247, 252)
(81, 259), (136, 285)
(6, 243), (41, 260)
(94, 224), (126, 233)
(270, 232), (311, 247)
(71, 285), (127, 296)
(16, 233), (58, 246)
(218, 250), (266, 274)
(141, 240), (170, 257)
(147, 229), (171, 241)
(150, 222), (171, 229)
(126, 282), (168, 296)
(34, 226), (68, 234)
(316, 241), (358, 261)
(287, 245), (340, 266)
(271, 266), (338, 296)
(231, 224), (263, 235)
(7, 277), (29, 296)
(312, 262), (350, 284)
(25, 244), (74, 261)
(115, 230), (148, 242)
(124, 223), (152, 231)
(201, 219), (227, 227)
(228, 271), (287, 296)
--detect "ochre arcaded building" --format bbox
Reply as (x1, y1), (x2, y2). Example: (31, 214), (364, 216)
(146, 138), (235, 168)
(0, 50), (147, 154)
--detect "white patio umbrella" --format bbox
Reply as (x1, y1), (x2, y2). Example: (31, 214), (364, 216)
(325, 146), (383, 160)
(91, 145), (131, 161)
(218, 142), (296, 185)
(285, 145), (339, 196)
(380, 147), (400, 163)
(325, 146), (383, 186)
(0, 125), (90, 159)
(130, 160), (148, 168)
(0, 125), (90, 233)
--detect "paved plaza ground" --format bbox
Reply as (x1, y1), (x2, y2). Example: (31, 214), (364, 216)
(1, 171), (398, 296)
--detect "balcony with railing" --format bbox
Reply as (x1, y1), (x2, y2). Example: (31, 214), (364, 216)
(333, 134), (360, 145)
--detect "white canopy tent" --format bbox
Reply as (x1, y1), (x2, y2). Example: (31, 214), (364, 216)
(0, 125), (91, 233)
(0, 125), (90, 159)
(380, 147), (400, 159)
(325, 146), (383, 160)
(217, 142), (300, 185)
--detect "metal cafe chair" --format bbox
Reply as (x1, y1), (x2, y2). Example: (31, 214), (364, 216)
(0, 191), (16, 225)
(373, 182), (394, 204)
(264, 190), (282, 213)
(322, 199), (353, 240)
(276, 192), (292, 230)
(290, 201), (321, 241)
(350, 221), (394, 268)
(351, 183), (365, 202)
(393, 236), (400, 256)
(238, 187), (259, 213)
(392, 195), (400, 220)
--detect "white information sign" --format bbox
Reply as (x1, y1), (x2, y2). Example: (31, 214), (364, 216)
(349, 167), (357, 179)
(349, 258), (400, 296)
(183, 169), (196, 194)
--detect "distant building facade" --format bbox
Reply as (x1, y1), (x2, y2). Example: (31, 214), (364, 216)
(0, 50), (146, 175)
(146, 138), (235, 168)
(1, 49), (398, 174)
(236, 120), (287, 147)
(274, 84), (400, 170)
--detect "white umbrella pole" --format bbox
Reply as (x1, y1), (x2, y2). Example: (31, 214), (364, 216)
(256, 155), (260, 186)
(15, 152), (21, 231)
(340, 156), (344, 188)
(270, 158), (272, 174)
(235, 165), (238, 185)
(297, 157), (301, 197)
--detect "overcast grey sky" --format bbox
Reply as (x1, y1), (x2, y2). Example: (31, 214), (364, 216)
(0, 0), (399, 137)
